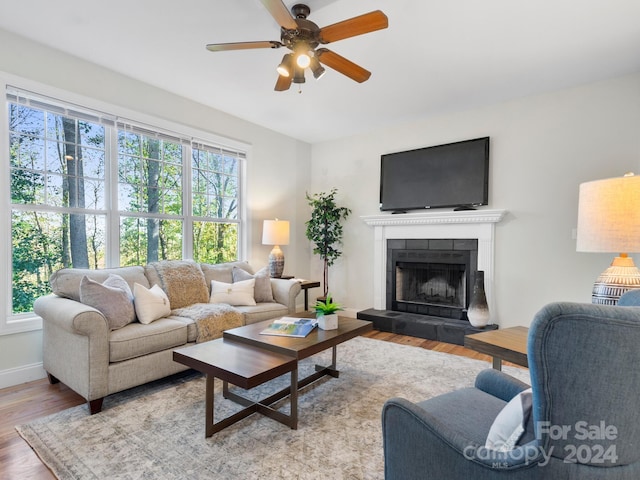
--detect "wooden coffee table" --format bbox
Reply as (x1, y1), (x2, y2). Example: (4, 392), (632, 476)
(464, 326), (529, 370)
(174, 316), (372, 436)
(174, 339), (297, 436)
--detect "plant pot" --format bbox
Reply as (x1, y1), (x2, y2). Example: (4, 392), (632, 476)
(317, 313), (338, 330)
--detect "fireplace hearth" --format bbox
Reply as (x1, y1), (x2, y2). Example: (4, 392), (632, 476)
(358, 210), (506, 345)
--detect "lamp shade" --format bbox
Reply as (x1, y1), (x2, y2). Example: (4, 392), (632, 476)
(577, 173), (640, 305)
(576, 173), (640, 253)
(262, 219), (290, 246)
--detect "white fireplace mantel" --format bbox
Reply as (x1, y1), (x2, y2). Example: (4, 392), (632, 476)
(362, 209), (507, 323)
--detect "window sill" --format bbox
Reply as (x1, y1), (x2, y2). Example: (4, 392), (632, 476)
(0, 313), (43, 336)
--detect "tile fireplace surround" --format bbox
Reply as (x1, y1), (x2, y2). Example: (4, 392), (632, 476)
(359, 209), (507, 343)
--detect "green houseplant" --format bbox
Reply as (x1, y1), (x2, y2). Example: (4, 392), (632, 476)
(314, 293), (343, 330)
(305, 188), (351, 297)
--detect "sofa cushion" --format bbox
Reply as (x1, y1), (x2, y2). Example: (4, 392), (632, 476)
(79, 274), (136, 330)
(232, 266), (274, 303)
(133, 283), (171, 324)
(236, 303), (289, 325)
(145, 260), (209, 309)
(200, 261), (253, 286)
(210, 279), (256, 306)
(51, 266), (149, 302)
(109, 318), (188, 362)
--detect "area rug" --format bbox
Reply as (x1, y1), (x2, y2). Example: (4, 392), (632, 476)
(17, 337), (529, 480)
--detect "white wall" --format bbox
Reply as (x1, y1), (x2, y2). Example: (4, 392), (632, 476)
(310, 73), (640, 328)
(0, 28), (314, 387)
(2, 26), (639, 388)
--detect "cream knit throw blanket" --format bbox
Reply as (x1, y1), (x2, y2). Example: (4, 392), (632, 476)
(172, 303), (244, 343)
(146, 260), (243, 342)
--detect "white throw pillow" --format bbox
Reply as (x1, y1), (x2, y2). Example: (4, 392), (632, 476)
(133, 283), (171, 324)
(485, 388), (533, 451)
(210, 279), (256, 306)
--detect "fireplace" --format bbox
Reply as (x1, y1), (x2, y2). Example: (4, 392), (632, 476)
(388, 239), (477, 320)
(358, 210), (506, 344)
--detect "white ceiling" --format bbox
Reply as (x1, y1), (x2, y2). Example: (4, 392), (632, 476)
(2, 0), (639, 144)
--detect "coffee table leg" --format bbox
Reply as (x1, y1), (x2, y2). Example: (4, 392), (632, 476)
(205, 374), (215, 437)
(314, 345), (340, 378)
(223, 380), (229, 398)
(290, 366), (298, 429)
(492, 357), (503, 371)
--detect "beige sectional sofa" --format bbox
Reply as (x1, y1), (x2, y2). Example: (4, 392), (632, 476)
(33, 260), (301, 414)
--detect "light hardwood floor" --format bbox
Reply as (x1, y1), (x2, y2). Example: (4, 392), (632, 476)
(0, 330), (515, 479)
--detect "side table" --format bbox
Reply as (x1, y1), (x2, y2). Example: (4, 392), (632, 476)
(299, 280), (321, 310)
(464, 326), (529, 370)
(278, 277), (321, 310)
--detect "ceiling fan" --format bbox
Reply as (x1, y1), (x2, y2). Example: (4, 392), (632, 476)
(206, 0), (388, 91)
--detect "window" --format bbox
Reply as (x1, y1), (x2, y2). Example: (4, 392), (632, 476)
(5, 86), (246, 325)
(117, 125), (184, 265)
(192, 143), (240, 264)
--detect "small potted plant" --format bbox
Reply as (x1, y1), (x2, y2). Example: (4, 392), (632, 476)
(314, 293), (343, 330)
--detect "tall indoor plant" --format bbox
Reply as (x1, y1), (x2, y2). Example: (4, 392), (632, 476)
(305, 188), (351, 297)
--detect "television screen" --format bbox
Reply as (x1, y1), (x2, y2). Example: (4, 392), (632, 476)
(379, 137), (489, 212)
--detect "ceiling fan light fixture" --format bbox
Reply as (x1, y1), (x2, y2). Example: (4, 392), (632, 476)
(310, 56), (325, 80)
(276, 53), (293, 77)
(292, 65), (306, 84)
(293, 43), (312, 69)
(295, 51), (311, 69)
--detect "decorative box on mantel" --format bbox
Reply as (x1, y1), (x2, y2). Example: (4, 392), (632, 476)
(357, 209), (507, 345)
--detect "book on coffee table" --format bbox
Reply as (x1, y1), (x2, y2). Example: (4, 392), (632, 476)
(260, 317), (318, 338)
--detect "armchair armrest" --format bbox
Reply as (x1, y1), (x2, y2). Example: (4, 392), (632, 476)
(382, 397), (543, 479)
(270, 279), (301, 313)
(474, 368), (530, 402)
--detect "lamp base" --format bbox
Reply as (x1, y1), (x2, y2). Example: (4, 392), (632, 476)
(592, 255), (640, 305)
(268, 245), (285, 278)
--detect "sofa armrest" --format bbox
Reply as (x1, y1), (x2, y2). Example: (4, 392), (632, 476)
(34, 294), (110, 402)
(34, 294), (110, 336)
(474, 368), (530, 402)
(270, 279), (302, 313)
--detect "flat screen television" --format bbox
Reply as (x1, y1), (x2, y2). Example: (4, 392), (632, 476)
(379, 137), (489, 212)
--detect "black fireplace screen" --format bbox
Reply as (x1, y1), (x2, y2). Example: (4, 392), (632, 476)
(395, 262), (466, 308)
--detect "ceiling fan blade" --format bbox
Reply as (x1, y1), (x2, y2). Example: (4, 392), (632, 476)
(315, 48), (371, 83)
(259, 0), (298, 29)
(274, 74), (293, 91)
(319, 10), (388, 44)
(206, 41), (282, 52)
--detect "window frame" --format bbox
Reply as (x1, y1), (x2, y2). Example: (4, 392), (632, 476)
(1, 72), (250, 335)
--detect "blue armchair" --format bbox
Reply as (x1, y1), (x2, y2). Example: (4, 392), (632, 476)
(382, 302), (640, 479)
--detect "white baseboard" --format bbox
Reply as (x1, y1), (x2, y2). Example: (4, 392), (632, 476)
(0, 362), (47, 390)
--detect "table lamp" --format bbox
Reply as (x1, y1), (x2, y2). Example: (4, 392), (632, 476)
(576, 172), (640, 304)
(262, 219), (290, 278)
